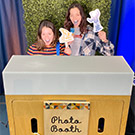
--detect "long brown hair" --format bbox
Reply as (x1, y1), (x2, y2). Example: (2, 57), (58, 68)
(64, 3), (87, 34)
(36, 20), (58, 51)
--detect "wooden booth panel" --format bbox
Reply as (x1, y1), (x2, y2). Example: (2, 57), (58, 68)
(12, 99), (124, 135)
(89, 100), (124, 135)
(12, 100), (44, 135)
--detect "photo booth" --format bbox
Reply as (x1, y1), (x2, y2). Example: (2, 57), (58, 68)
(2, 56), (134, 135)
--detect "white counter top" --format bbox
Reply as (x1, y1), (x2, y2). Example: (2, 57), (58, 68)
(3, 55), (134, 95)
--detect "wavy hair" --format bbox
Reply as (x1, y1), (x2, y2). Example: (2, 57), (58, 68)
(36, 20), (58, 51)
(64, 3), (87, 34)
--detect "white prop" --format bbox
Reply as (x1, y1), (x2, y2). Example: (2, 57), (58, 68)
(87, 9), (103, 32)
(59, 28), (74, 47)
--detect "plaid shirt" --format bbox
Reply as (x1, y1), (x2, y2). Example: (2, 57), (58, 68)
(79, 27), (114, 56)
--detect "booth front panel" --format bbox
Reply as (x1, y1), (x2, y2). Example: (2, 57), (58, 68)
(6, 95), (129, 135)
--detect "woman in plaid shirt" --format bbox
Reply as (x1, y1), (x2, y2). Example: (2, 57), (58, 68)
(64, 3), (114, 56)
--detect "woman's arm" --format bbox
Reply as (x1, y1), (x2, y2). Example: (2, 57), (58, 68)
(95, 31), (115, 56)
(27, 44), (40, 55)
(60, 44), (71, 56)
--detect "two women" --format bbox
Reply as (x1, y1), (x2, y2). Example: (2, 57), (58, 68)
(27, 3), (114, 56)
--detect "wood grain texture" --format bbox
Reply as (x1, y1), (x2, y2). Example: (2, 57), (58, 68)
(6, 95), (130, 135)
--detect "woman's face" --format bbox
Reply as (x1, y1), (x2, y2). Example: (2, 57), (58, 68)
(70, 7), (82, 28)
(41, 26), (54, 46)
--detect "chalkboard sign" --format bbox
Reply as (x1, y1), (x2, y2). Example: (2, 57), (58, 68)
(44, 101), (90, 135)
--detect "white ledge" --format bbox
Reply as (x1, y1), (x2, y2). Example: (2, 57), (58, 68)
(3, 55), (134, 95)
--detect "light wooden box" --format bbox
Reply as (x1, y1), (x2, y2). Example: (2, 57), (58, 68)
(2, 56), (134, 135)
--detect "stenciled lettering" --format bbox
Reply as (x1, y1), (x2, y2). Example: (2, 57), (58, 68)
(51, 116), (81, 124)
(51, 125), (82, 133)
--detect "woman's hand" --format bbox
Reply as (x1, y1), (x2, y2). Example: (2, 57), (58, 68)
(98, 31), (108, 43)
(64, 46), (71, 55)
(67, 40), (73, 45)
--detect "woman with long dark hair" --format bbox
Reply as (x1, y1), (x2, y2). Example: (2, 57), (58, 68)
(64, 3), (114, 56)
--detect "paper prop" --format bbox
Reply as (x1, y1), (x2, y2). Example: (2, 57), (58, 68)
(87, 9), (103, 32)
(59, 28), (74, 47)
